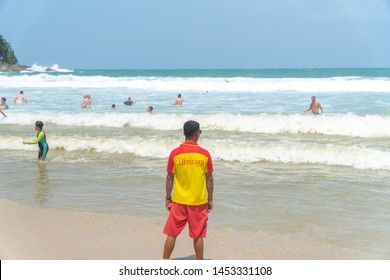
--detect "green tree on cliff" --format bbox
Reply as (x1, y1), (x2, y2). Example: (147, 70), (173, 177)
(0, 35), (18, 65)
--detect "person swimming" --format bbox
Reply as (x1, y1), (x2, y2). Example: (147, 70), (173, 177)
(124, 96), (135, 105)
(304, 96), (323, 115)
(81, 94), (92, 108)
(0, 97), (8, 117)
(14, 90), (27, 104)
(173, 93), (183, 107)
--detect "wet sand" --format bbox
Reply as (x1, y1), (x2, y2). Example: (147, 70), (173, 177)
(0, 199), (372, 260)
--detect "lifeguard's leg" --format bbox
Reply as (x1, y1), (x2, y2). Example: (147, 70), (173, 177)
(163, 235), (176, 259)
(193, 238), (204, 260)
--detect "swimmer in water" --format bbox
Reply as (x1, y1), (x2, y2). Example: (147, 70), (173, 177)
(0, 97), (8, 117)
(304, 96), (323, 115)
(124, 96), (135, 106)
(81, 94), (92, 109)
(14, 91), (27, 104)
(173, 93), (183, 107)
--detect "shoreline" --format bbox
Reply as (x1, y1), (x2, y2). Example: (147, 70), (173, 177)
(0, 199), (376, 260)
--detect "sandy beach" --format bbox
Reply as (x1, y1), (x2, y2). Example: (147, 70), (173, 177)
(0, 199), (374, 260)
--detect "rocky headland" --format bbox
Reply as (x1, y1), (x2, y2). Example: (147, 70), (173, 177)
(0, 63), (28, 72)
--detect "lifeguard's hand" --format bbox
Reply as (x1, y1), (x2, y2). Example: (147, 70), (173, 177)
(207, 201), (213, 213)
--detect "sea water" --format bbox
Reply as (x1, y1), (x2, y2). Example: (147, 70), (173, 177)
(1, 67), (390, 258)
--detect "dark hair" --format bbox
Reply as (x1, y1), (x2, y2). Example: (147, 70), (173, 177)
(178, 93), (181, 98)
(183, 120), (200, 137)
(1, 97), (5, 102)
(35, 121), (44, 129)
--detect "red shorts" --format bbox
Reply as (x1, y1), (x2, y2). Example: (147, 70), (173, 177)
(163, 202), (208, 239)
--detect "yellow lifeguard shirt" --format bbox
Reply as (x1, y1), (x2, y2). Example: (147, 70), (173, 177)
(167, 142), (213, 206)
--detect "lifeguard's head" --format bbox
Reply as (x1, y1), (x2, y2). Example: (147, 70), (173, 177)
(183, 120), (202, 140)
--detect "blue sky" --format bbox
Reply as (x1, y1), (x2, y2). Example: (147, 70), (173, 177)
(1, 0), (390, 69)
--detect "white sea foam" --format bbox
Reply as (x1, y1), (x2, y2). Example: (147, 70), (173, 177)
(1, 74), (390, 93)
(23, 64), (73, 73)
(1, 135), (389, 170)
(2, 112), (390, 138)
(209, 140), (390, 170)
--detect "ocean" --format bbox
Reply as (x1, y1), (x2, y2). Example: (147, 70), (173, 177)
(1, 67), (390, 258)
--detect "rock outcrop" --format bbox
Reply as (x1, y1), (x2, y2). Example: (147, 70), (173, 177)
(0, 63), (28, 72)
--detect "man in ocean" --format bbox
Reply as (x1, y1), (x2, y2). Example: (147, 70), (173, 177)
(162, 120), (214, 260)
(173, 93), (183, 107)
(124, 96), (135, 105)
(14, 90), (27, 104)
(304, 95), (323, 114)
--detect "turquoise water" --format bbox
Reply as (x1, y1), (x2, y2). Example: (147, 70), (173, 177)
(1, 67), (390, 258)
(5, 67), (390, 78)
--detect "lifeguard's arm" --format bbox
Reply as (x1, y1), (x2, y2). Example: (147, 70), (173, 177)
(206, 172), (214, 212)
(25, 131), (44, 144)
(165, 172), (174, 209)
